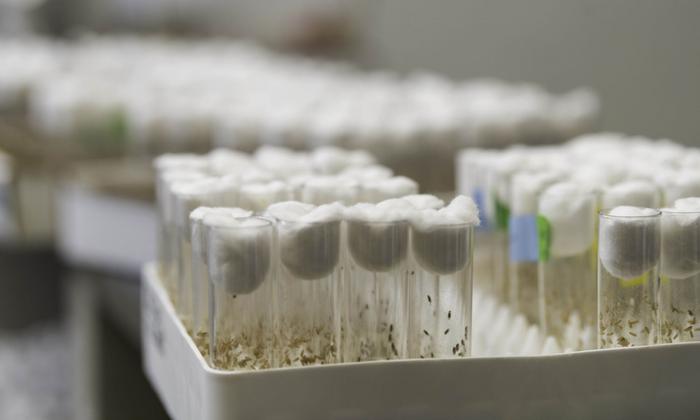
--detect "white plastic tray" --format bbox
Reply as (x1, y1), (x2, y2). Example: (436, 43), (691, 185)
(142, 263), (700, 420)
(57, 183), (156, 275)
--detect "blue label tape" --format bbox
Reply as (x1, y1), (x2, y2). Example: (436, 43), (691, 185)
(472, 187), (490, 230)
(509, 214), (539, 262)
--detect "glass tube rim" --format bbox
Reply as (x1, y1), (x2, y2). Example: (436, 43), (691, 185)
(275, 217), (342, 227)
(203, 215), (273, 231)
(412, 221), (477, 231)
(599, 207), (662, 219)
(345, 218), (411, 227)
(660, 207), (700, 216)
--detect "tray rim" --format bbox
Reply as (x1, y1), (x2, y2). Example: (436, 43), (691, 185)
(142, 261), (700, 379)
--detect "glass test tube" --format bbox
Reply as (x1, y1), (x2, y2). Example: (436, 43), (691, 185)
(173, 182), (226, 325)
(598, 208), (661, 348)
(190, 208), (250, 345)
(156, 172), (175, 293)
(190, 211), (210, 349)
(659, 209), (700, 343)
(489, 175), (511, 304)
(538, 187), (597, 349)
(508, 173), (558, 325)
(473, 229), (494, 295)
(471, 169), (494, 296)
(176, 204), (197, 327)
(409, 223), (474, 359)
(155, 171), (169, 279)
(276, 218), (341, 366)
(208, 216), (276, 370)
(156, 170), (206, 298)
(343, 219), (409, 362)
(510, 224), (541, 324)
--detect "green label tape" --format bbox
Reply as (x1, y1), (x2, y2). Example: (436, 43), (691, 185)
(495, 198), (510, 231)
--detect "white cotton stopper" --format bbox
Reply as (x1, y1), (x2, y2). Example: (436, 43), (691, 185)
(442, 195), (481, 226)
(538, 182), (596, 258)
(412, 222), (471, 276)
(339, 165), (393, 182)
(207, 148), (258, 176)
(267, 201), (343, 280)
(310, 147), (350, 174)
(345, 150), (377, 168)
(571, 164), (625, 190)
(376, 198), (421, 221)
(674, 197), (700, 211)
(265, 201), (316, 221)
(660, 207), (700, 279)
(310, 146), (375, 174)
(206, 215), (272, 295)
(172, 178), (227, 236)
(411, 195), (478, 275)
(191, 207), (253, 259)
(158, 170), (209, 224)
(300, 176), (360, 205)
(235, 167), (276, 184)
(663, 171), (700, 205)
(361, 176), (418, 203)
(599, 206), (660, 279)
(401, 194), (445, 210)
(511, 171), (561, 215)
(345, 202), (411, 272)
(191, 206), (252, 223)
(608, 206), (659, 217)
(159, 167), (210, 190)
(254, 146), (311, 178)
(286, 174), (311, 200)
(602, 180), (660, 209)
(213, 175), (240, 207)
(238, 181), (290, 212)
(344, 198), (417, 223)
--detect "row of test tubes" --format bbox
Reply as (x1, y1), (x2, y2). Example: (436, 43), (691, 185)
(154, 147), (480, 369)
(599, 200), (700, 347)
(457, 133), (700, 350)
(154, 146), (417, 319)
(190, 195), (477, 370)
